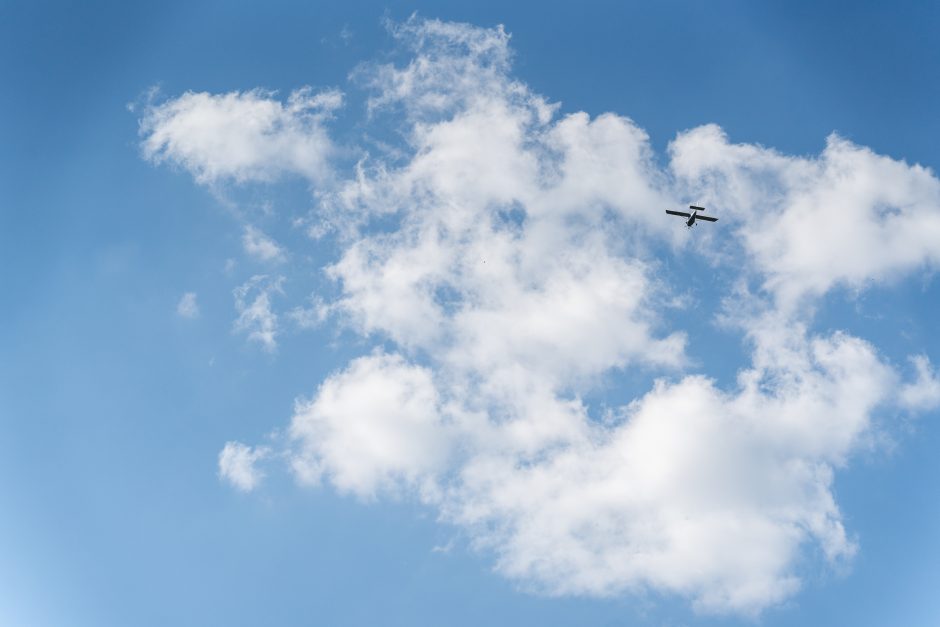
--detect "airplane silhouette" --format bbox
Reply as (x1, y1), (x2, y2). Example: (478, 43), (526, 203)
(666, 205), (718, 228)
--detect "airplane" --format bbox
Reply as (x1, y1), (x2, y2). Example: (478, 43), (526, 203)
(666, 205), (718, 228)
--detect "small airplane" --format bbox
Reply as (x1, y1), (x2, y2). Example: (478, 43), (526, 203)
(666, 205), (718, 228)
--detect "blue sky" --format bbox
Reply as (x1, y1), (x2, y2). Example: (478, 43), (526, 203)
(2, 2), (940, 626)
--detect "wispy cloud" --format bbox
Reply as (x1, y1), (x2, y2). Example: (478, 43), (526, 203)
(242, 225), (286, 263)
(176, 291), (199, 318)
(900, 354), (940, 411)
(233, 275), (284, 352)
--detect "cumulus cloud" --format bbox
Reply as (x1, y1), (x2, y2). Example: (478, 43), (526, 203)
(139, 87), (341, 185)
(670, 124), (940, 309)
(219, 441), (270, 491)
(176, 291), (199, 318)
(233, 275), (284, 352)
(289, 20), (911, 614)
(290, 352), (451, 497)
(287, 328), (892, 615)
(361, 17), (520, 118)
(242, 225), (286, 263)
(144, 16), (940, 617)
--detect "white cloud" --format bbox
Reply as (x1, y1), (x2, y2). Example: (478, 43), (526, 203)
(233, 275), (284, 352)
(176, 291), (199, 318)
(218, 441), (270, 491)
(242, 225), (286, 263)
(288, 328), (892, 615)
(139, 87), (341, 185)
(324, 22), (681, 373)
(360, 17), (516, 117)
(669, 124), (940, 309)
(899, 354), (940, 412)
(290, 352), (452, 498)
(145, 16), (940, 617)
(287, 18), (939, 615)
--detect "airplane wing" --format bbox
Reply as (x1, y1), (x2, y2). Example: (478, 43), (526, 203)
(666, 210), (692, 217)
(696, 215), (718, 222)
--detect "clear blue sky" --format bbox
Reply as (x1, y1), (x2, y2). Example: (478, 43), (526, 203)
(2, 2), (939, 626)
